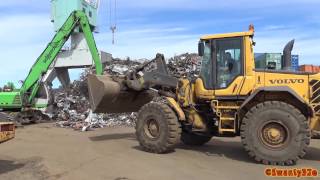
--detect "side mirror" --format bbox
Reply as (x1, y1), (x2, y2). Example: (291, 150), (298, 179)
(198, 41), (204, 56)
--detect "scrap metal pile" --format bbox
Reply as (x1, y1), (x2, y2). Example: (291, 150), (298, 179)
(167, 53), (201, 78)
(52, 68), (138, 131)
(53, 53), (201, 131)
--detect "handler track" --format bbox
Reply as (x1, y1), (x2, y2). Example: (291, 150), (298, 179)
(0, 112), (14, 122)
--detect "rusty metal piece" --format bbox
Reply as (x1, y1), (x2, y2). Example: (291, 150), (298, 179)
(0, 122), (15, 143)
(87, 74), (155, 113)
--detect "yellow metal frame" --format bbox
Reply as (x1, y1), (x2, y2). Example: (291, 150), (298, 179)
(166, 97), (186, 121)
(211, 100), (240, 133)
(175, 27), (320, 133)
(196, 29), (312, 105)
(201, 31), (254, 40)
(0, 122), (15, 143)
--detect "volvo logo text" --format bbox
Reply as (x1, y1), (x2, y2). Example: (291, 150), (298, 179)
(269, 79), (304, 84)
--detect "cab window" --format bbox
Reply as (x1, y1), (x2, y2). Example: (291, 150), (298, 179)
(216, 38), (243, 89)
(199, 40), (213, 88)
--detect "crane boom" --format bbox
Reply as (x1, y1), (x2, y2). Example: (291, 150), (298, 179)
(21, 10), (103, 104)
(0, 10), (103, 109)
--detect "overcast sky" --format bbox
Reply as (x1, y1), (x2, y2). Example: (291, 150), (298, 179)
(0, 0), (319, 86)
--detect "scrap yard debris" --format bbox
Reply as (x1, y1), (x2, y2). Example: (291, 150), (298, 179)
(52, 69), (137, 131)
(51, 53), (201, 131)
(104, 57), (143, 75)
(168, 53), (201, 77)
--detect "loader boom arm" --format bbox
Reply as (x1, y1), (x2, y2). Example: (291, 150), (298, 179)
(20, 10), (102, 104)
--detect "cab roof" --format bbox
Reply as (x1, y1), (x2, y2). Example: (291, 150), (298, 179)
(200, 31), (254, 40)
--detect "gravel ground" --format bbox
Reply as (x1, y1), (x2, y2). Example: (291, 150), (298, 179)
(0, 123), (319, 180)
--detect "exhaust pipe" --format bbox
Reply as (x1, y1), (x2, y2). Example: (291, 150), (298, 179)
(282, 39), (295, 70)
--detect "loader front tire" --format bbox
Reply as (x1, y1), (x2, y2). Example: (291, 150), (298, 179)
(136, 102), (181, 153)
(240, 101), (310, 165)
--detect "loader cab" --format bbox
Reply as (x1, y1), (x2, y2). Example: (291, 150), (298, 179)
(196, 27), (255, 98)
(199, 37), (244, 89)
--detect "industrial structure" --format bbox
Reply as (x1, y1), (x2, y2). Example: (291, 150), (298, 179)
(48, 0), (110, 88)
(0, 0), (108, 123)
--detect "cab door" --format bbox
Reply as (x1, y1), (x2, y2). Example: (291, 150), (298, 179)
(213, 37), (245, 98)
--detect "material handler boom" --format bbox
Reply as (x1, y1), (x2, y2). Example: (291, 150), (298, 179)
(0, 10), (102, 111)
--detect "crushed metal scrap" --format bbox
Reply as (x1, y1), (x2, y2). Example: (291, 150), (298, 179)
(167, 53), (201, 78)
(0, 53), (201, 131)
(51, 53), (201, 131)
(51, 70), (138, 131)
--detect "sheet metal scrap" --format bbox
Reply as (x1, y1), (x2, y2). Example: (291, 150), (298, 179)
(53, 58), (143, 131)
(167, 53), (201, 78)
(0, 54), (201, 131)
(51, 53), (201, 131)
(104, 58), (143, 75)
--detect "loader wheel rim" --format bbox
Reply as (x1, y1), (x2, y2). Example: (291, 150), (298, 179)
(144, 119), (160, 139)
(259, 121), (289, 150)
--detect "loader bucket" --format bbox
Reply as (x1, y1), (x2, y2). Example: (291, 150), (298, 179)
(87, 74), (155, 113)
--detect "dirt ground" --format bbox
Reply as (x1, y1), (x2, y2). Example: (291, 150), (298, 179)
(0, 123), (319, 180)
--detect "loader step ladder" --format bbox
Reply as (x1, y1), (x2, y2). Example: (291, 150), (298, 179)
(211, 100), (239, 134)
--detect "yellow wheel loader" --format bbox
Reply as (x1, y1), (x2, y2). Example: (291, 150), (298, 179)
(87, 26), (320, 165)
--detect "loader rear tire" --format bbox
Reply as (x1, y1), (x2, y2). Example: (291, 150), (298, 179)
(136, 102), (181, 153)
(240, 101), (310, 165)
(181, 131), (212, 146)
